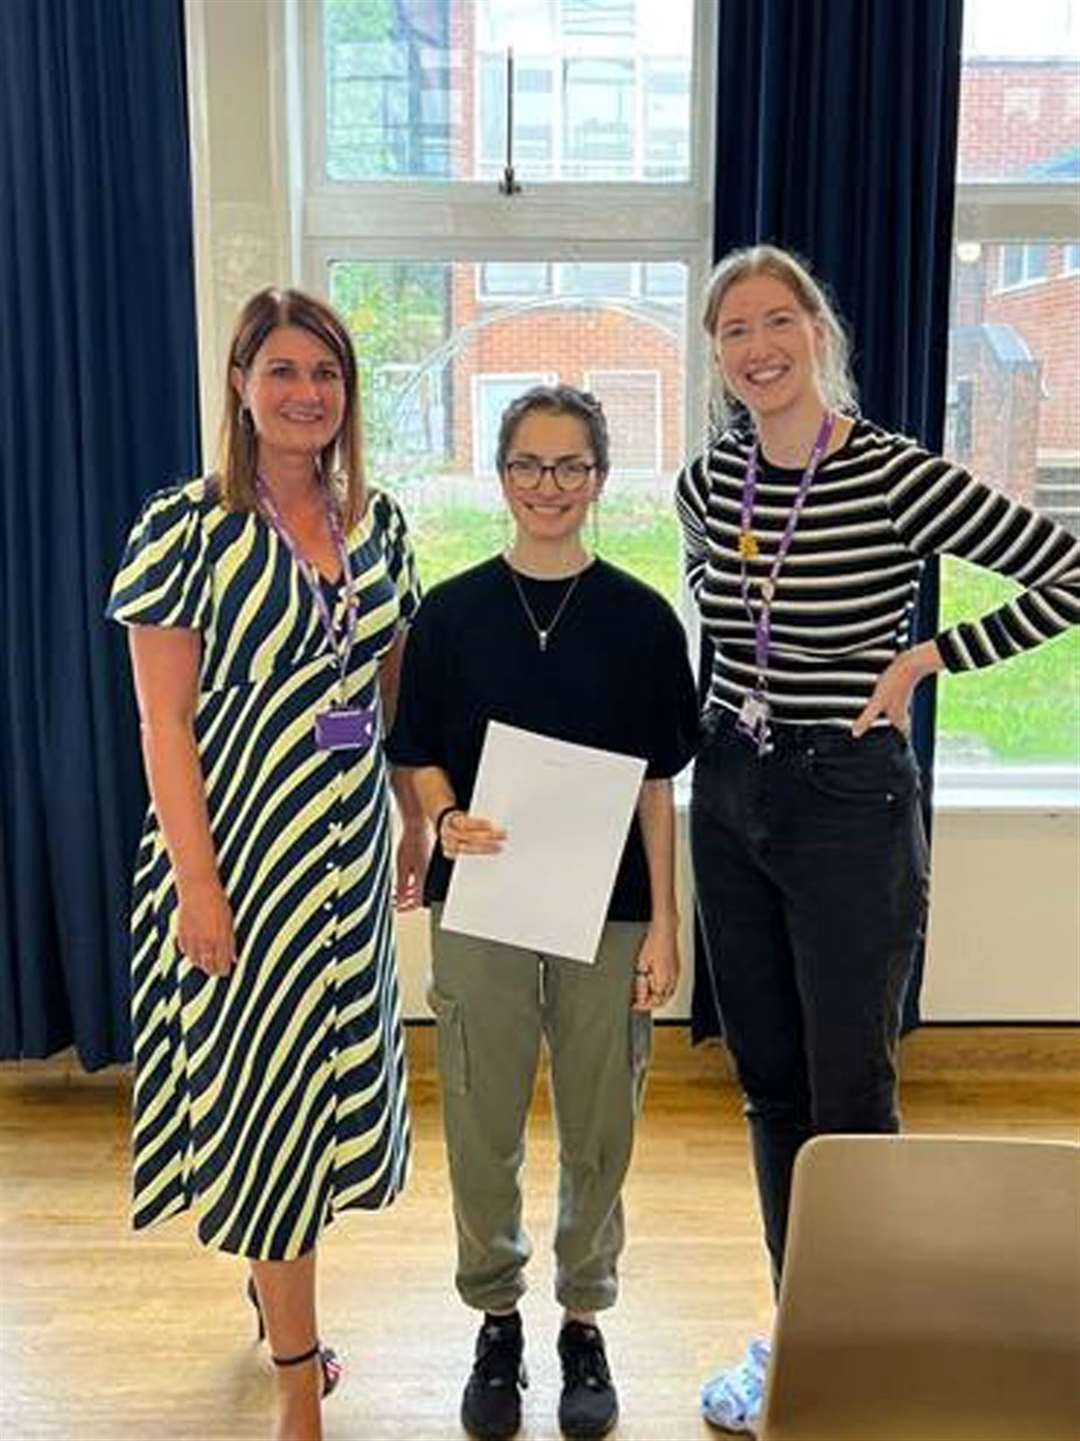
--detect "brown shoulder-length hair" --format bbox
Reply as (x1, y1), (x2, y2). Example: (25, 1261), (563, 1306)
(216, 288), (365, 528)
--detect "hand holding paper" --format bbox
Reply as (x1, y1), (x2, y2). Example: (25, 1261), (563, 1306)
(440, 721), (647, 963)
(441, 811), (506, 856)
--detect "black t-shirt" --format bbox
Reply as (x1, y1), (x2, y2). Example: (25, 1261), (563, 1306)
(386, 555), (700, 921)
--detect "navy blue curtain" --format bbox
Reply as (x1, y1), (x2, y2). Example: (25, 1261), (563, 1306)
(692, 0), (963, 1041)
(0, 0), (201, 1066)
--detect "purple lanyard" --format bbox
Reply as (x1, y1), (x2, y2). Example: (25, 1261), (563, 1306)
(256, 477), (359, 702)
(739, 411), (835, 682)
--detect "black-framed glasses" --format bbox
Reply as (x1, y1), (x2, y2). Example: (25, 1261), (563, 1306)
(505, 457), (596, 491)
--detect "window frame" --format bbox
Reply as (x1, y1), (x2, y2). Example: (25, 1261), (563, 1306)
(555, 258), (638, 296)
(475, 259), (555, 301)
(472, 369), (559, 474)
(939, 13), (1080, 805)
(995, 241), (1052, 291)
(943, 206), (1080, 805)
(305, 2), (706, 221)
(301, 2), (1080, 805)
(474, 257), (688, 301)
(302, 0), (716, 522)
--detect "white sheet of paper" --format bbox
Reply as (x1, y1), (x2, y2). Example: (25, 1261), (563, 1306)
(440, 721), (647, 963)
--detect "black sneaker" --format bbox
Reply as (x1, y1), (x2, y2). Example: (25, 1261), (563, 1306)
(460, 1311), (528, 1440)
(557, 1321), (619, 1438)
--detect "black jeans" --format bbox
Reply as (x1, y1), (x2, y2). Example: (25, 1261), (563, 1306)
(690, 710), (929, 1291)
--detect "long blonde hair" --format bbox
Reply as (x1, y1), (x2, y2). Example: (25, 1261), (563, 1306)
(702, 244), (859, 433)
(216, 288), (365, 528)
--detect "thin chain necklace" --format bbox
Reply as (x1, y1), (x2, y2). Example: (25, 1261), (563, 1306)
(504, 556), (588, 652)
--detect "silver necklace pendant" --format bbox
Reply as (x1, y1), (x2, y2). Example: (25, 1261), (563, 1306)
(506, 558), (585, 654)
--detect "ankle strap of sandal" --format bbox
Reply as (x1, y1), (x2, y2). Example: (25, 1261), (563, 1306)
(272, 1343), (320, 1368)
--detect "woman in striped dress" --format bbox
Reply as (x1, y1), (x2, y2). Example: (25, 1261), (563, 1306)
(108, 288), (425, 1441)
(676, 244), (1080, 1435)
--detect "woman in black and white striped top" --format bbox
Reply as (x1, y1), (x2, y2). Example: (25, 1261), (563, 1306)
(677, 390), (1080, 731)
(678, 244), (1080, 1438)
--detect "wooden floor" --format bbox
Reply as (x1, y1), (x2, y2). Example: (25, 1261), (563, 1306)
(1, 1027), (1077, 1441)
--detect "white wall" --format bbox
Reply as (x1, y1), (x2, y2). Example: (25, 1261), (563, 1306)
(185, 0), (1080, 1024)
(391, 807), (1080, 1022)
(923, 808), (1080, 1020)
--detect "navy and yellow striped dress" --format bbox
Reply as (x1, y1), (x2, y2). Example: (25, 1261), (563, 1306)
(107, 477), (418, 1259)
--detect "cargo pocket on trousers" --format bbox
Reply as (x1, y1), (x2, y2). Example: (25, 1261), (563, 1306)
(630, 1011), (653, 1114)
(427, 986), (469, 1095)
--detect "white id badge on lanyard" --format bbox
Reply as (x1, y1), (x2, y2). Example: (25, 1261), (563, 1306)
(737, 691), (771, 736)
(736, 691), (773, 755)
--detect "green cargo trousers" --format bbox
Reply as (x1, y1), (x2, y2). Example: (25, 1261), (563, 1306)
(428, 906), (652, 1315)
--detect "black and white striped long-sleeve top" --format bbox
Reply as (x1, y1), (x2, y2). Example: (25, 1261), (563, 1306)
(675, 418), (1080, 728)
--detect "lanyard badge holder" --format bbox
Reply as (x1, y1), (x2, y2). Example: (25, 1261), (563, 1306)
(736, 412), (835, 757)
(314, 702), (376, 752)
(256, 478), (377, 753)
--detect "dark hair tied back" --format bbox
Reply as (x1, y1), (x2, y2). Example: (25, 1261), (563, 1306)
(495, 384), (610, 477)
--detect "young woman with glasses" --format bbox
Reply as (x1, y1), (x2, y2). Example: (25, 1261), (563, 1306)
(387, 383), (699, 1441)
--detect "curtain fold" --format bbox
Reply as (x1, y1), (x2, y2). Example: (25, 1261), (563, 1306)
(692, 0), (963, 1042)
(0, 0), (201, 1067)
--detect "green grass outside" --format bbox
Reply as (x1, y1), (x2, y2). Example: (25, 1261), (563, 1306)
(408, 505), (1079, 764)
(936, 558), (1079, 764)
(409, 496), (681, 598)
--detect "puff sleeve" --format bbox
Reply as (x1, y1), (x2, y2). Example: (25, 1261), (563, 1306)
(106, 483), (212, 629)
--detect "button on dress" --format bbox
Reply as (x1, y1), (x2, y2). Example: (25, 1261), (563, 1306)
(108, 479), (418, 1259)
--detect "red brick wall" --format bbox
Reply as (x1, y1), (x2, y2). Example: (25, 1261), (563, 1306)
(448, 268), (682, 475)
(950, 326), (1041, 500)
(949, 245), (1078, 496)
(983, 248), (1080, 454)
(949, 60), (1080, 498)
(958, 60), (1080, 180)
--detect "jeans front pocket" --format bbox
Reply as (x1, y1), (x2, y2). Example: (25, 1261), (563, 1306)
(803, 731), (917, 809)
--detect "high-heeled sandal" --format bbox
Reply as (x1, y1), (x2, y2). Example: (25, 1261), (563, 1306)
(246, 1278), (342, 1397)
(272, 1342), (343, 1399)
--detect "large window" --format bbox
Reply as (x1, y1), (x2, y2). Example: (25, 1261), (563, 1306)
(940, 0), (1080, 785)
(308, 0), (709, 599)
(322, 0), (694, 185)
(309, 0), (1080, 791)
